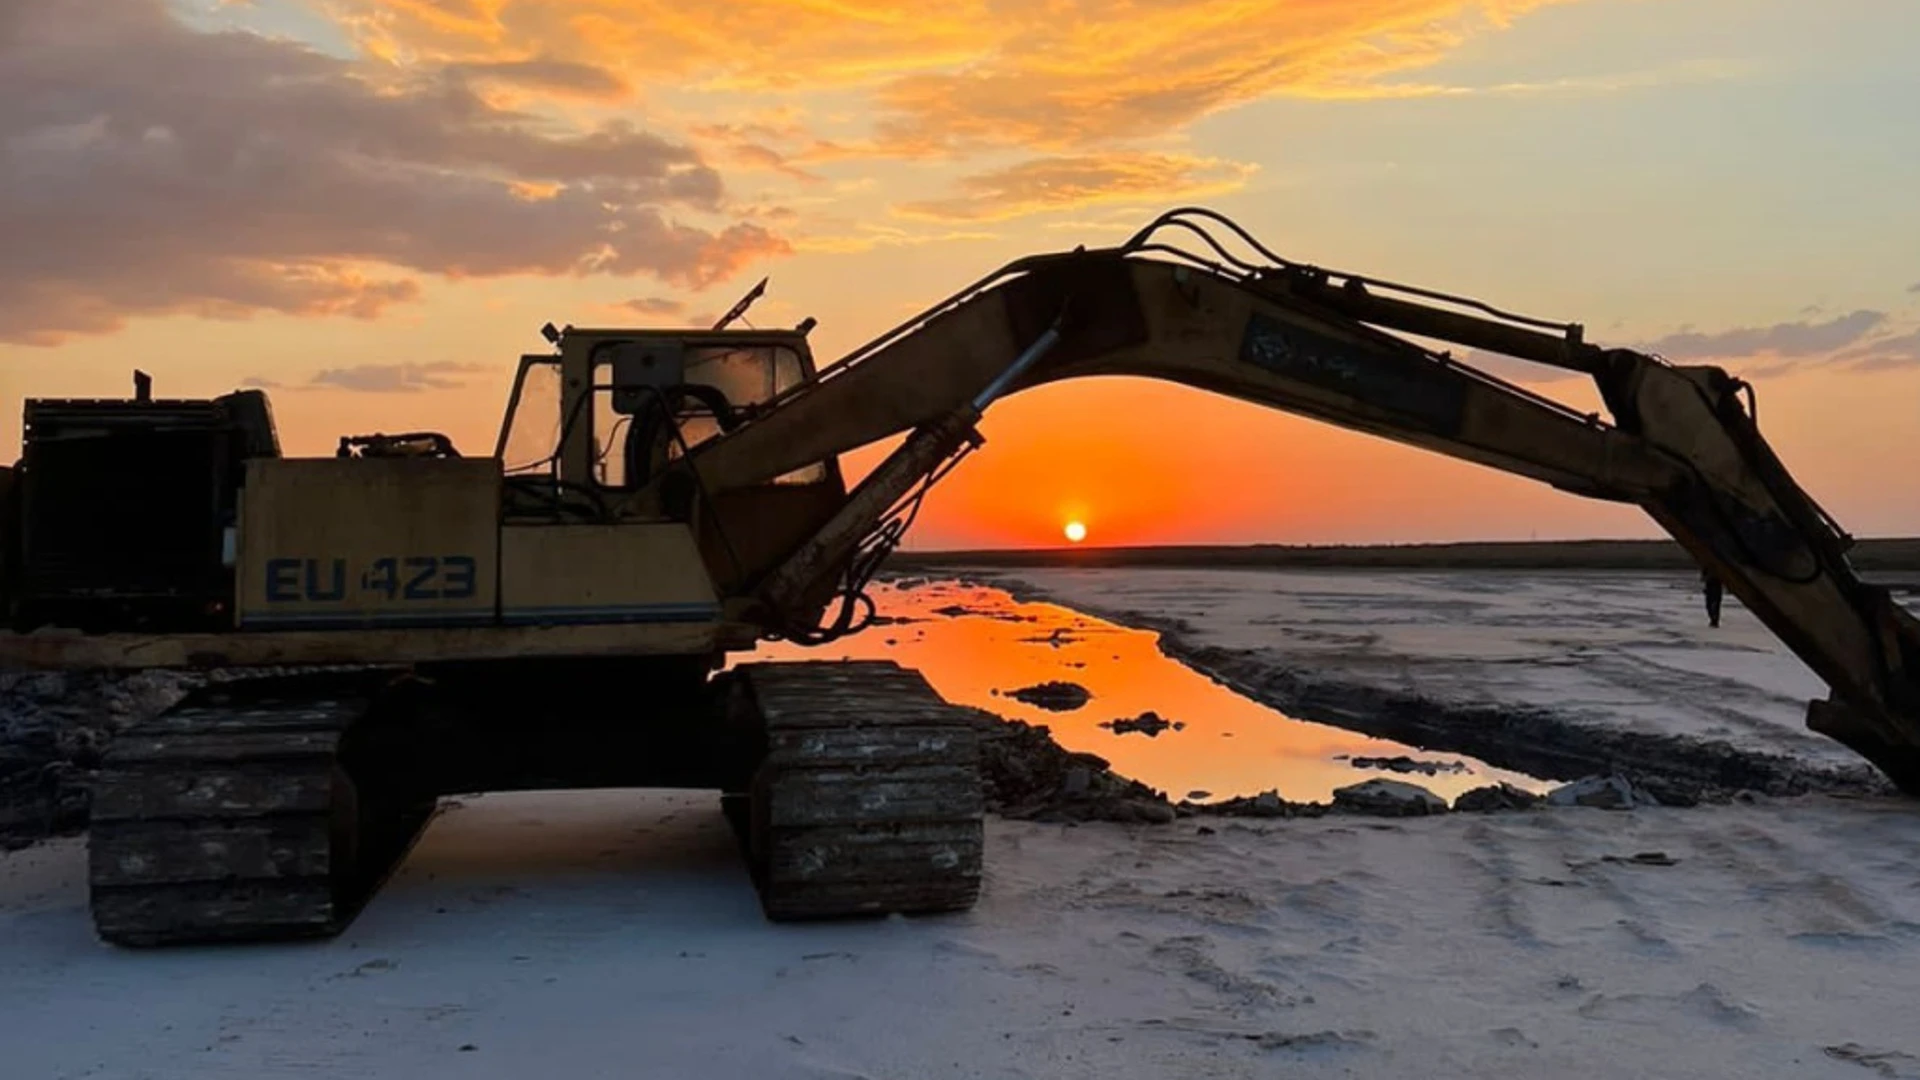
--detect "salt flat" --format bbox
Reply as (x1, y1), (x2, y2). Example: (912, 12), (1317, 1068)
(969, 567), (1900, 781)
(7, 569), (1920, 1078)
(7, 788), (1920, 1079)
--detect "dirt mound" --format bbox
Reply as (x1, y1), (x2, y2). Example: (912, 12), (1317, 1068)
(1348, 755), (1468, 776)
(1, 666), (376, 851)
(1, 670), (198, 850)
(1000, 681), (1091, 712)
(1102, 711), (1183, 736)
(959, 706), (1176, 824)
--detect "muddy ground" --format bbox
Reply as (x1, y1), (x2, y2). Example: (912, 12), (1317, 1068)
(0, 666), (1183, 850)
(7, 566), (1899, 850)
(0, 671), (196, 851)
(972, 570), (1898, 807)
(1, 666), (1651, 854)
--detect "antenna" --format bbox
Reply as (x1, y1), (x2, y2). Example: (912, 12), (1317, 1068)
(712, 277), (769, 331)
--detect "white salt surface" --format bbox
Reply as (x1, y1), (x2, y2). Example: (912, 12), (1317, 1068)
(7, 571), (1920, 1077)
(7, 789), (1920, 1079)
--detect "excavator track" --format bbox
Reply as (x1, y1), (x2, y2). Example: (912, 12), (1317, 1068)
(88, 672), (437, 946)
(728, 661), (983, 920)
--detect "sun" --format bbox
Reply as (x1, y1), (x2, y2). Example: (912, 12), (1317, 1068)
(1063, 520), (1088, 544)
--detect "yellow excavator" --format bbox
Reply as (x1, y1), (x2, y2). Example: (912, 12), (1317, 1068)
(2, 208), (1917, 946)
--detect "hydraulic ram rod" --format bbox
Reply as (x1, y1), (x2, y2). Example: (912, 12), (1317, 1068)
(1270, 271), (1607, 374)
(758, 320), (1065, 627)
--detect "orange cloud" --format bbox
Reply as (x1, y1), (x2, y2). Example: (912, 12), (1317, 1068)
(442, 56), (631, 100)
(894, 153), (1258, 223)
(619, 296), (686, 316)
(300, 0), (1588, 246)
(322, 0), (1579, 155)
(787, 225), (1000, 255)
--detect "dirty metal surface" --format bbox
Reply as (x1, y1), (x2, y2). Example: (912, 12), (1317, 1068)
(87, 674), (437, 946)
(1239, 310), (1468, 435)
(734, 660), (984, 920)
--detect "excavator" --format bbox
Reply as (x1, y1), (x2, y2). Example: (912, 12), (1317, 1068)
(2, 207), (1917, 947)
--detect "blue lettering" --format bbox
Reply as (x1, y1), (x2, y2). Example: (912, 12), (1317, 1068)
(270, 555), (481, 605)
(265, 559), (301, 602)
(402, 556), (441, 600)
(365, 557), (397, 600)
(441, 556), (476, 600)
(305, 558), (346, 602)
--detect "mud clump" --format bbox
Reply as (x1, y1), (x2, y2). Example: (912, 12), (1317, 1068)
(1, 666), (380, 852)
(1002, 681), (1092, 712)
(1, 670), (199, 851)
(931, 604), (1037, 624)
(1102, 711), (1184, 737)
(1453, 782), (1543, 812)
(1182, 790), (1327, 820)
(1348, 755), (1467, 776)
(1331, 778), (1447, 817)
(961, 707), (1175, 824)
(1545, 773), (1663, 810)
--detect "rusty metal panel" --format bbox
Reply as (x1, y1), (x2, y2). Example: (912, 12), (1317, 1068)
(499, 523), (718, 626)
(235, 458), (499, 630)
(1238, 311), (1467, 435)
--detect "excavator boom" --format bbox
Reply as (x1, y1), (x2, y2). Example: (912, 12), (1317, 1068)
(675, 208), (1920, 792)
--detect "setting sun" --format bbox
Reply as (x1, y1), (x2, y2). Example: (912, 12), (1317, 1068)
(1063, 521), (1088, 544)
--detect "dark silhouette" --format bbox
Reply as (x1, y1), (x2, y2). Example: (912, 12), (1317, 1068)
(1702, 570), (1724, 628)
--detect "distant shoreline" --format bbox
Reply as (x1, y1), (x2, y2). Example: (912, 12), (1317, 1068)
(887, 537), (1920, 575)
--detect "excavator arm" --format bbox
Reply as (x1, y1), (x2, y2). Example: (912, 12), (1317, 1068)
(663, 208), (1920, 793)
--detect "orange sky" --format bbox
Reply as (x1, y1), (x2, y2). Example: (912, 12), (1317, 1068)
(3, 0), (1917, 549)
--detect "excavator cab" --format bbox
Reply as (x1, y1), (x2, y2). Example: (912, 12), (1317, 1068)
(496, 327), (831, 495)
(492, 327), (850, 600)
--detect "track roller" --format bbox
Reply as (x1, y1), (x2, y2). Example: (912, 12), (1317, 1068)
(87, 673), (437, 946)
(727, 660), (984, 920)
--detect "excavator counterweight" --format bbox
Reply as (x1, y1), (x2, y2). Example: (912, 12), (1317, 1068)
(2, 206), (1915, 947)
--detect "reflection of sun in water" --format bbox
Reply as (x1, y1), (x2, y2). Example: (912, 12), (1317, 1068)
(1063, 520), (1088, 543)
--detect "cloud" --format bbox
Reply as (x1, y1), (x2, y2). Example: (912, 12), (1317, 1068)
(714, 142), (826, 183)
(1457, 311), (1920, 384)
(1908, 283), (1920, 294)
(1643, 311), (1887, 361)
(1637, 314), (1920, 377)
(788, 226), (1000, 255)
(321, 0), (1578, 156)
(620, 296), (686, 316)
(1287, 56), (1758, 102)
(0, 0), (787, 345)
(1833, 329), (1920, 373)
(442, 56), (630, 100)
(894, 153), (1257, 223)
(307, 362), (490, 393)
